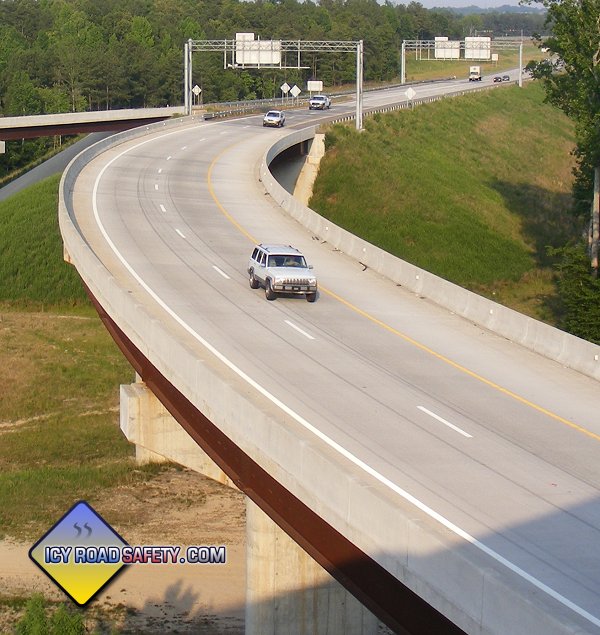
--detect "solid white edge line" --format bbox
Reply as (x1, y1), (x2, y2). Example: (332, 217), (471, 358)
(284, 319), (315, 340)
(212, 265), (230, 280)
(417, 406), (473, 438)
(90, 130), (600, 629)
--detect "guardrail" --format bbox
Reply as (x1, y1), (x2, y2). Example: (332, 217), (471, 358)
(197, 75), (474, 118)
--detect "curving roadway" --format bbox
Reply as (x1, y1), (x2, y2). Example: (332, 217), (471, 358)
(62, 76), (600, 634)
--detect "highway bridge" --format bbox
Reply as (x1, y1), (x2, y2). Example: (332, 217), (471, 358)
(59, 74), (600, 634)
(0, 106), (185, 141)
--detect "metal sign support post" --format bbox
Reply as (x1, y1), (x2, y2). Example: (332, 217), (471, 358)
(401, 41), (406, 85)
(518, 42), (523, 87)
(401, 39), (525, 86)
(184, 37), (363, 125)
(356, 40), (363, 131)
(184, 38), (193, 115)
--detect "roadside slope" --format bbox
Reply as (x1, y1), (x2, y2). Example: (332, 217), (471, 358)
(310, 82), (576, 322)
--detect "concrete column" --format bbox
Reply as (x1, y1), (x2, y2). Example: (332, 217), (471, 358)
(293, 134), (326, 207)
(245, 499), (378, 635)
(119, 381), (235, 488)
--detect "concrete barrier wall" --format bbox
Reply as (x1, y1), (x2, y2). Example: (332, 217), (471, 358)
(59, 116), (595, 635)
(259, 129), (600, 382)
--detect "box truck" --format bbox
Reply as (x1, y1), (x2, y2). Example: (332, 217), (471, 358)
(469, 65), (482, 81)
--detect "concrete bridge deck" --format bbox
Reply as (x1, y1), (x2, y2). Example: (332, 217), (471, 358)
(58, 79), (600, 634)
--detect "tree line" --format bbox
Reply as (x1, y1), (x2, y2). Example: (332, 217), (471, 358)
(0, 0), (547, 116)
(0, 0), (546, 177)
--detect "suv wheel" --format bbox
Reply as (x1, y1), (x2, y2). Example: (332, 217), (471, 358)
(265, 279), (277, 300)
(306, 292), (317, 303)
(249, 270), (259, 289)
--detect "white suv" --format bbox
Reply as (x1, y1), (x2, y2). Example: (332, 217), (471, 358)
(248, 244), (317, 302)
(309, 95), (331, 110)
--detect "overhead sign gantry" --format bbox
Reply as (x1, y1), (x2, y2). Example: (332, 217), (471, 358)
(401, 38), (524, 87)
(183, 34), (364, 130)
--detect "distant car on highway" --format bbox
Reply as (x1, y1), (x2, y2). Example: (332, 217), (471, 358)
(502, 75), (510, 82)
(248, 244), (317, 302)
(263, 110), (285, 127)
(309, 95), (331, 110)
(493, 76), (502, 83)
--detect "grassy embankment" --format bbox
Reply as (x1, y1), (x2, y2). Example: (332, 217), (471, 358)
(0, 175), (165, 542)
(311, 81), (577, 323)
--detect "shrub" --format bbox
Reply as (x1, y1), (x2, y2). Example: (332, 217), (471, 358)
(551, 245), (600, 344)
(15, 594), (87, 635)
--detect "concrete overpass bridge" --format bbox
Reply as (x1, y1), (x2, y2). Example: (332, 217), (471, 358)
(58, 76), (600, 634)
(0, 106), (185, 142)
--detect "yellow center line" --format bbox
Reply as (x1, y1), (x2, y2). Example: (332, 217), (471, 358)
(206, 139), (600, 443)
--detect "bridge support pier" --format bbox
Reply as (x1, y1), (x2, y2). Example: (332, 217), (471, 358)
(120, 379), (379, 634)
(119, 379), (233, 486)
(246, 499), (378, 635)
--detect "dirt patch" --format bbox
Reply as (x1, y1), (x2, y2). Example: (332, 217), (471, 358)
(0, 467), (246, 634)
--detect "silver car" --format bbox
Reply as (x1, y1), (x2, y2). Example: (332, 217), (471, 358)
(248, 244), (317, 302)
(263, 110), (285, 127)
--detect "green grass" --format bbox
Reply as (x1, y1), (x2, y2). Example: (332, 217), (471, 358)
(7, 592), (125, 635)
(0, 175), (89, 311)
(0, 308), (166, 540)
(0, 177), (169, 541)
(311, 82), (577, 321)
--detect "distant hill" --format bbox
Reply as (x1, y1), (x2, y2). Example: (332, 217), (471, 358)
(438, 4), (546, 14)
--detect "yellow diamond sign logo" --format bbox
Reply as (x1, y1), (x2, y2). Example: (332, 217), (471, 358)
(29, 501), (128, 606)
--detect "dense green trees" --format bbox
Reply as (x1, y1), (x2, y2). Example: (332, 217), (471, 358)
(525, 0), (600, 341)
(0, 0), (546, 115)
(528, 1), (600, 216)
